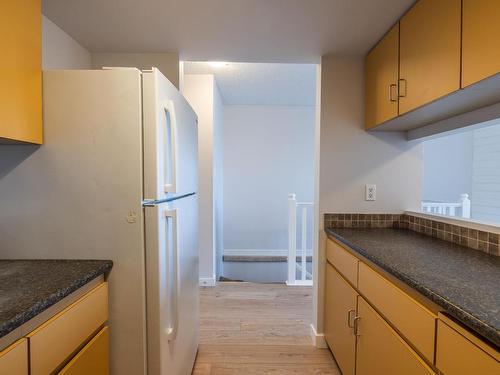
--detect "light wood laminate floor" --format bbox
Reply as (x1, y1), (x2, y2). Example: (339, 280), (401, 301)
(192, 282), (341, 375)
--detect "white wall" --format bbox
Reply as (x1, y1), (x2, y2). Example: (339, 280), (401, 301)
(213, 81), (224, 278)
(422, 132), (473, 202)
(223, 105), (316, 253)
(92, 53), (180, 88)
(313, 55), (422, 338)
(183, 75), (222, 285)
(472, 124), (500, 224)
(42, 15), (91, 69)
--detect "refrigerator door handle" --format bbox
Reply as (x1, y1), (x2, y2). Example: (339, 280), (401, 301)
(165, 208), (179, 341)
(163, 100), (177, 194)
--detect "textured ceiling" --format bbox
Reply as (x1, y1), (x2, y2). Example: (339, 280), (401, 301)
(184, 62), (316, 106)
(42, 0), (415, 63)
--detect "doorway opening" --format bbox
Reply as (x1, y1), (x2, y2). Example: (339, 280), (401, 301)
(181, 61), (317, 285)
(181, 61), (337, 374)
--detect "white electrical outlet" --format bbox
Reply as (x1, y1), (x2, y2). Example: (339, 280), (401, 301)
(365, 184), (376, 201)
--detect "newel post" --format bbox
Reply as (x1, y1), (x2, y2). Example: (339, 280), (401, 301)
(287, 194), (297, 285)
(461, 194), (471, 219)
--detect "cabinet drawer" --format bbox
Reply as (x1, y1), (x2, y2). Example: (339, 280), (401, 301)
(436, 320), (499, 375)
(58, 326), (109, 375)
(28, 282), (108, 375)
(0, 339), (28, 375)
(326, 238), (358, 286)
(358, 262), (436, 362)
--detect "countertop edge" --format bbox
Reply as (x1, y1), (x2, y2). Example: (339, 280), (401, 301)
(0, 260), (113, 338)
(325, 228), (499, 348)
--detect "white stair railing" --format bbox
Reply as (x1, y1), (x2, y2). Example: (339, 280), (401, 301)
(287, 193), (313, 286)
(421, 194), (471, 218)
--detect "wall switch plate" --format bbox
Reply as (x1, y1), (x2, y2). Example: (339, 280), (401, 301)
(365, 184), (376, 201)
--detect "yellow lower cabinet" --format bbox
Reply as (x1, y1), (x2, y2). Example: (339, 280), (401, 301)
(28, 282), (108, 375)
(58, 326), (109, 375)
(0, 339), (28, 375)
(436, 320), (499, 375)
(356, 297), (435, 375)
(324, 262), (358, 375)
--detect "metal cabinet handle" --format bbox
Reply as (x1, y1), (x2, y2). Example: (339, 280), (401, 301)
(165, 209), (179, 341)
(347, 309), (356, 328)
(398, 78), (407, 98)
(353, 316), (361, 336)
(388, 84), (398, 102)
(163, 99), (177, 194)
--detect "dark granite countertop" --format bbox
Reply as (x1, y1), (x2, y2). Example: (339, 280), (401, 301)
(325, 228), (500, 347)
(0, 260), (112, 338)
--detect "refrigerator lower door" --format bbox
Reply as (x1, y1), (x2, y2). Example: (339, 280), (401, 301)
(142, 68), (198, 201)
(144, 196), (199, 375)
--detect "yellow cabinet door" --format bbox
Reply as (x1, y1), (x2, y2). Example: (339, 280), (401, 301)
(58, 326), (109, 375)
(356, 297), (435, 375)
(0, 339), (28, 375)
(436, 320), (499, 375)
(365, 24), (399, 129)
(462, 0), (500, 87)
(399, 0), (461, 114)
(0, 0), (42, 144)
(324, 263), (357, 375)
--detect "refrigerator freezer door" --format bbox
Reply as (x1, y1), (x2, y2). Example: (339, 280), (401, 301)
(144, 196), (199, 375)
(143, 68), (198, 201)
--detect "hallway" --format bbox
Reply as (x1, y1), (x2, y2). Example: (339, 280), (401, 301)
(192, 283), (340, 374)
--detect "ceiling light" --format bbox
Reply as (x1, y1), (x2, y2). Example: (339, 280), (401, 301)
(208, 61), (229, 68)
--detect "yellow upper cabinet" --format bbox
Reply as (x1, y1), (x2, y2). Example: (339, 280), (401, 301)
(399, 0), (461, 115)
(462, 0), (500, 88)
(0, 0), (42, 144)
(365, 24), (399, 129)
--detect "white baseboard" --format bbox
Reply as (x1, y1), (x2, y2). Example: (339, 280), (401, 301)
(199, 277), (216, 287)
(224, 248), (313, 256)
(310, 324), (327, 348)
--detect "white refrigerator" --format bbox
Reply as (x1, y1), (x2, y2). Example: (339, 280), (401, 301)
(0, 68), (199, 375)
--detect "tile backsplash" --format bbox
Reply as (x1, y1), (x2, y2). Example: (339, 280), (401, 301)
(324, 213), (406, 229)
(324, 213), (499, 256)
